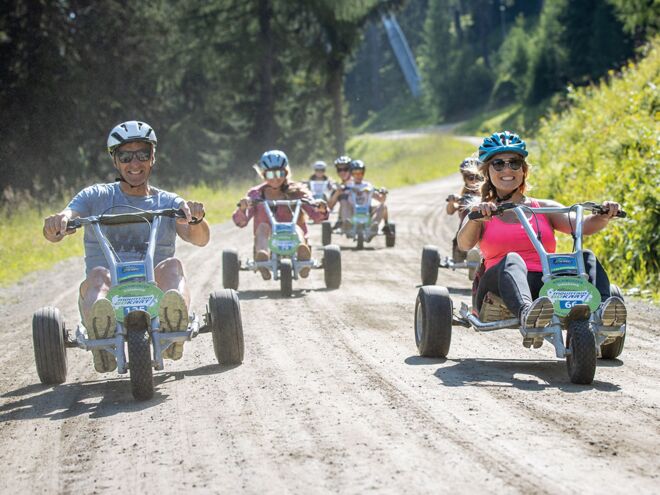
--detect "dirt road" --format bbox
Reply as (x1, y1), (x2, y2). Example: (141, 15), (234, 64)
(1, 175), (658, 494)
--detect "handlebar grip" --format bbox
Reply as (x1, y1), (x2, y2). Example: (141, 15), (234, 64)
(467, 210), (485, 220)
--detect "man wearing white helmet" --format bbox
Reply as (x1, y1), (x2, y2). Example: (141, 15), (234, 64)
(43, 120), (209, 372)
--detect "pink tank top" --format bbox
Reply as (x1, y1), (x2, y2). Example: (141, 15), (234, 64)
(480, 199), (556, 272)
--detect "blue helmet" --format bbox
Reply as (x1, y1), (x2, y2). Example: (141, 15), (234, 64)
(479, 131), (528, 162)
(259, 150), (288, 170)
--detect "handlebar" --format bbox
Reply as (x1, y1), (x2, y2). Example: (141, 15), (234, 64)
(467, 201), (627, 220)
(236, 198), (324, 208)
(340, 185), (387, 194)
(65, 208), (199, 231)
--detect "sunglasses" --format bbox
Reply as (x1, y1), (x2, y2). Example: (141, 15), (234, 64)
(352, 170), (364, 175)
(489, 158), (524, 172)
(336, 167), (350, 173)
(264, 169), (287, 179)
(116, 149), (151, 164)
(463, 174), (482, 181)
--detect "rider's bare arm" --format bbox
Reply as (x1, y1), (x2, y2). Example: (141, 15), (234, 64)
(539, 198), (620, 236)
(43, 208), (80, 243)
(176, 200), (210, 246)
(327, 188), (343, 209)
(456, 214), (484, 251)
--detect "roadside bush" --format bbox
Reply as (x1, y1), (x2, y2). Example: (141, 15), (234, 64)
(534, 38), (660, 293)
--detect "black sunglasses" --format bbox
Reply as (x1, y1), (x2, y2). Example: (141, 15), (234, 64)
(336, 167), (350, 172)
(116, 148), (152, 164)
(489, 158), (524, 172)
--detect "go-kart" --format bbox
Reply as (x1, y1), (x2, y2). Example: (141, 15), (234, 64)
(421, 245), (481, 285)
(414, 201), (627, 385)
(307, 179), (333, 202)
(421, 193), (480, 284)
(32, 208), (244, 400)
(321, 185), (395, 250)
(222, 198), (341, 296)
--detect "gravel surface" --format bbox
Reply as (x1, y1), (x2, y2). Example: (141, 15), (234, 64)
(1, 175), (658, 494)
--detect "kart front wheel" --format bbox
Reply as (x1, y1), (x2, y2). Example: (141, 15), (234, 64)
(280, 259), (293, 297)
(414, 286), (453, 358)
(321, 221), (332, 246)
(32, 307), (67, 385)
(127, 328), (154, 400)
(357, 232), (364, 250)
(421, 245), (440, 286)
(323, 245), (342, 289)
(600, 284), (625, 359)
(209, 290), (244, 365)
(222, 249), (240, 290)
(385, 223), (396, 248)
(566, 319), (596, 384)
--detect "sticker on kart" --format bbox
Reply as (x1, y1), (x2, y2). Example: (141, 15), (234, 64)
(539, 277), (601, 317)
(107, 282), (164, 322)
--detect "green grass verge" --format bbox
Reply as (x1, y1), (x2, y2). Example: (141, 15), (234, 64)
(0, 134), (474, 286)
(346, 133), (475, 188)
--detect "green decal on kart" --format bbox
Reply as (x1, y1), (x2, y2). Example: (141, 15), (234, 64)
(270, 233), (300, 256)
(107, 282), (164, 322)
(539, 277), (601, 317)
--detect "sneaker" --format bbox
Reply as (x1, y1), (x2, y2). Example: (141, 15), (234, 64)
(87, 298), (118, 373)
(297, 243), (312, 278)
(520, 296), (554, 329)
(255, 250), (272, 280)
(598, 296), (627, 327)
(158, 289), (188, 360)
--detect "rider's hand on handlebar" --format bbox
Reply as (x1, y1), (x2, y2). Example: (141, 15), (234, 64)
(446, 194), (459, 203)
(468, 202), (498, 223)
(43, 212), (72, 242)
(599, 201), (621, 219)
(178, 200), (206, 225)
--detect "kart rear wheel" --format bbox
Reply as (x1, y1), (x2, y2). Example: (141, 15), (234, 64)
(321, 221), (332, 246)
(357, 232), (364, 250)
(32, 307), (67, 385)
(323, 245), (342, 289)
(414, 286), (453, 358)
(280, 259), (293, 297)
(127, 328), (154, 400)
(222, 249), (240, 290)
(566, 318), (596, 385)
(600, 284), (625, 359)
(385, 223), (396, 248)
(209, 290), (244, 365)
(421, 245), (440, 286)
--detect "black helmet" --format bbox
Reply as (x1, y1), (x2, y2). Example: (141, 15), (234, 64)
(350, 159), (365, 172)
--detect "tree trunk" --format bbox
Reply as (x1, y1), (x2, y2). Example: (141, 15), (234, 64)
(255, 0), (276, 149)
(328, 59), (345, 156)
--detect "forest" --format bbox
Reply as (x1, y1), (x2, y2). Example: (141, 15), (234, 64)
(1, 0), (658, 201)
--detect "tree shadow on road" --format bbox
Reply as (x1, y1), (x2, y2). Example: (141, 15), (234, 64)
(0, 364), (240, 422)
(237, 287), (333, 300)
(404, 355), (621, 392)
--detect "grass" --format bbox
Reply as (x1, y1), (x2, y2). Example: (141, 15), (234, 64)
(346, 133), (475, 188)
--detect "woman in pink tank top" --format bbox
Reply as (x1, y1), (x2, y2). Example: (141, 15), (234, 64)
(457, 131), (624, 329)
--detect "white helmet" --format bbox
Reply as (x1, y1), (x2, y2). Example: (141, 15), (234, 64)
(312, 160), (327, 171)
(107, 120), (157, 155)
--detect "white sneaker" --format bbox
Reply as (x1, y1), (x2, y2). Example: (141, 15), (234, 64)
(158, 290), (188, 360)
(87, 298), (118, 373)
(598, 296), (626, 326)
(520, 297), (554, 329)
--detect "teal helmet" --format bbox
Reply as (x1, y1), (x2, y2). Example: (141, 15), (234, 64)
(479, 131), (528, 162)
(259, 150), (288, 170)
